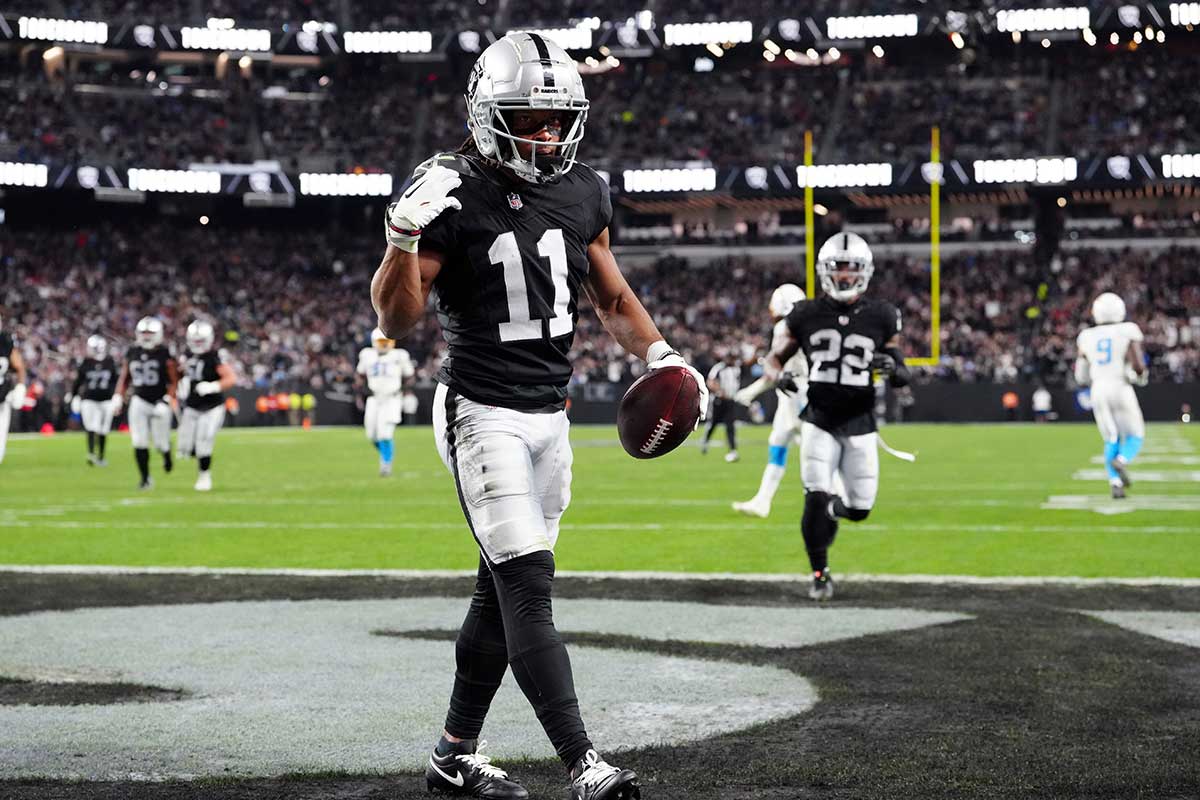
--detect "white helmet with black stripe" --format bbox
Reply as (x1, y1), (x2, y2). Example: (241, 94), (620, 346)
(817, 232), (875, 303)
(186, 320), (216, 354)
(465, 32), (589, 184)
(135, 316), (164, 348)
(86, 334), (107, 360)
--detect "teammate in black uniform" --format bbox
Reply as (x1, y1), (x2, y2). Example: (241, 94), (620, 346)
(764, 232), (911, 601)
(178, 320), (235, 492)
(0, 312), (29, 466)
(114, 317), (178, 489)
(68, 335), (119, 466)
(371, 33), (707, 800)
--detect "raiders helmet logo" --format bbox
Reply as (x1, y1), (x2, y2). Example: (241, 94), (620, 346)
(508, 192), (523, 210)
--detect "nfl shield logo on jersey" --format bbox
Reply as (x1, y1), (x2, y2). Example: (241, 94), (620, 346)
(508, 192), (523, 210)
(839, 315), (850, 326)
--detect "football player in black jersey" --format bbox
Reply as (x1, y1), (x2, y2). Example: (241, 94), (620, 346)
(763, 233), (911, 601)
(372, 33), (706, 800)
(68, 335), (119, 466)
(114, 317), (179, 490)
(0, 312), (29, 466)
(178, 320), (236, 492)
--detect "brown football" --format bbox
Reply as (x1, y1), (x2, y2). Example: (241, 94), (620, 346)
(617, 365), (702, 459)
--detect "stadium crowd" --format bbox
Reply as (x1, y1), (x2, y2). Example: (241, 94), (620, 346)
(2, 225), (1196, 423)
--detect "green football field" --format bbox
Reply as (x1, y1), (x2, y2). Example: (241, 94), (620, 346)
(2, 422), (1198, 577)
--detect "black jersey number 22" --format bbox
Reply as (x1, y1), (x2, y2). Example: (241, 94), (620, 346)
(488, 229), (571, 343)
(809, 329), (875, 387)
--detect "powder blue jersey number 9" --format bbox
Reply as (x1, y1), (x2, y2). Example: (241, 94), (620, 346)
(1096, 337), (1113, 365)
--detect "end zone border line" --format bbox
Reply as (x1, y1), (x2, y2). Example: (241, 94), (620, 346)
(2, 565), (1199, 587)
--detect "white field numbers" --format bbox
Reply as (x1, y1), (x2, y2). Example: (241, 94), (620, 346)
(488, 228), (572, 342)
(808, 329), (874, 387)
(130, 359), (160, 387)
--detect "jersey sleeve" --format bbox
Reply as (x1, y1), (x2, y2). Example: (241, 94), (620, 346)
(880, 301), (902, 339)
(1123, 322), (1144, 342)
(784, 301), (810, 339)
(356, 348), (372, 374)
(71, 363), (86, 395)
(589, 168), (613, 243)
(707, 363), (723, 381)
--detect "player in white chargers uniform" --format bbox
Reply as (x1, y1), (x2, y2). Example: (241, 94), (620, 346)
(0, 312), (30, 467)
(357, 328), (415, 477)
(733, 284), (809, 517)
(1075, 292), (1147, 499)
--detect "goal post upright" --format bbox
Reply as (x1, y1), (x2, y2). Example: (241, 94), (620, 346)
(804, 129), (815, 298)
(907, 125), (942, 368)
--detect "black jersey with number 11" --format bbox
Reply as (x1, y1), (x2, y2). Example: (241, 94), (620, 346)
(785, 296), (902, 436)
(414, 152), (612, 411)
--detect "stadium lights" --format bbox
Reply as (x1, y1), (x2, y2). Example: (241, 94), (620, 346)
(1042, 37), (1051, 47)
(796, 163), (893, 188)
(180, 26), (271, 51)
(1111, 32), (1120, 43)
(506, 26), (592, 50)
(693, 56), (714, 71)
(705, 42), (723, 57)
(1162, 153), (1200, 179)
(872, 45), (885, 57)
(764, 39), (781, 54)
(1158, 30), (1166, 42)
(298, 172), (393, 197)
(343, 30), (434, 53)
(43, 46), (64, 61)
(1082, 28), (1097, 45)
(622, 168), (717, 193)
(18, 16), (108, 44)
(662, 21), (753, 46)
(826, 14), (918, 40)
(996, 7), (1089, 32)
(763, 50), (776, 61)
(972, 158), (1077, 185)
(1133, 31), (1143, 43)
(1169, 3), (1200, 25)
(0, 162), (49, 188)
(128, 168), (221, 193)
(951, 32), (965, 48)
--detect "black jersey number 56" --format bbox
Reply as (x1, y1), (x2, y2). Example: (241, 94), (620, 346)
(488, 228), (571, 343)
(809, 328), (875, 387)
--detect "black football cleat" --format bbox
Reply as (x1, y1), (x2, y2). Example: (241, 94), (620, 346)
(426, 742), (528, 799)
(1110, 456), (1131, 488)
(569, 750), (640, 800)
(808, 568), (834, 601)
(1111, 483), (1126, 500)
(163, 450), (173, 473)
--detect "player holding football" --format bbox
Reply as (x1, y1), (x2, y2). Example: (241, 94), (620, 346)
(0, 312), (29, 466)
(356, 327), (415, 476)
(178, 320), (236, 492)
(114, 317), (178, 489)
(68, 335), (119, 466)
(762, 233), (910, 601)
(1074, 292), (1147, 499)
(371, 32), (706, 800)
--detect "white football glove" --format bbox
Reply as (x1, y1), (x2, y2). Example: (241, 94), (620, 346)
(385, 165), (463, 253)
(1126, 367), (1149, 387)
(8, 383), (26, 409)
(70, 395), (82, 414)
(646, 341), (709, 424)
(733, 387), (756, 406)
(110, 394), (124, 415)
(177, 376), (191, 401)
(195, 380), (222, 397)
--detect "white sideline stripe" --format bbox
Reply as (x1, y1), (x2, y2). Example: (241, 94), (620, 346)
(3, 563), (1200, 587)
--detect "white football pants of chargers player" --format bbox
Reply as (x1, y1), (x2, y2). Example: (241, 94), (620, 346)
(799, 423), (878, 512)
(80, 399), (115, 436)
(0, 400), (10, 465)
(128, 396), (172, 453)
(433, 383), (571, 564)
(178, 406), (225, 459)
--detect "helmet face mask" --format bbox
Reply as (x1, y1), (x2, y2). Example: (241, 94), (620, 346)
(466, 33), (590, 185)
(817, 232), (875, 303)
(135, 316), (164, 348)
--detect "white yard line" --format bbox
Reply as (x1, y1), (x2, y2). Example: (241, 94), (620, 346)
(2, 563), (1200, 586)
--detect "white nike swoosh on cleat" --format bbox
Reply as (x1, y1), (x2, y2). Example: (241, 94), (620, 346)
(430, 759), (465, 787)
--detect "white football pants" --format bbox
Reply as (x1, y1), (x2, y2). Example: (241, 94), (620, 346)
(81, 399), (115, 435)
(0, 402), (9, 464)
(800, 421), (879, 510)
(365, 394), (401, 442)
(433, 382), (572, 565)
(128, 396), (173, 452)
(768, 388), (806, 448)
(1090, 383), (1145, 443)
(179, 405), (225, 458)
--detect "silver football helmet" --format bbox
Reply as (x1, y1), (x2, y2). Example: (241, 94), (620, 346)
(371, 326), (395, 353)
(1092, 292), (1126, 324)
(135, 316), (164, 348)
(86, 334), (107, 360)
(769, 283), (805, 319)
(186, 320), (215, 354)
(817, 232), (875, 303)
(466, 32), (589, 184)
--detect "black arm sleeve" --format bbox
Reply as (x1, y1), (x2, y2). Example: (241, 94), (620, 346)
(885, 346), (911, 388)
(71, 363), (85, 396)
